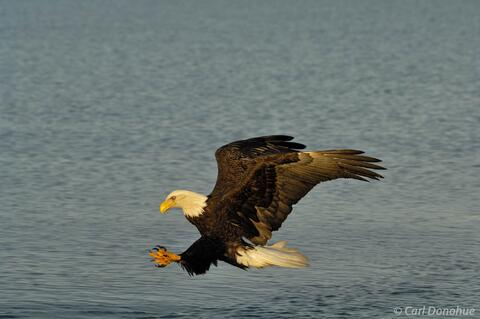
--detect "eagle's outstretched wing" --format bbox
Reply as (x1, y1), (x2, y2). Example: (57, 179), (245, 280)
(210, 135), (305, 194)
(209, 135), (385, 245)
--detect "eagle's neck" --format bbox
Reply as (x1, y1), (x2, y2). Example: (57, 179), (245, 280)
(181, 191), (208, 218)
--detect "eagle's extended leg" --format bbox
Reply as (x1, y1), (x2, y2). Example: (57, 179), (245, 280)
(149, 245), (181, 267)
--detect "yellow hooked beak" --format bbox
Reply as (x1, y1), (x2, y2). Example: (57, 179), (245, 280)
(160, 198), (175, 214)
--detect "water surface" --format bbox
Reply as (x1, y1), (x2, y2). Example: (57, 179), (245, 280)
(1, 1), (479, 318)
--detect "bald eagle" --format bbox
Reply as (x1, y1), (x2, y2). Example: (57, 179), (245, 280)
(150, 135), (385, 275)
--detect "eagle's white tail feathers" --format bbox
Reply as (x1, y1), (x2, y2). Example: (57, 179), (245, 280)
(236, 241), (309, 269)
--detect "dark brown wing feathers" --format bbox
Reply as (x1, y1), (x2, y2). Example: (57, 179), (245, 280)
(211, 135), (305, 194)
(209, 136), (385, 245)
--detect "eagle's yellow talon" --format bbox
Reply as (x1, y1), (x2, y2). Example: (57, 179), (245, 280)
(149, 247), (181, 267)
(148, 251), (157, 258)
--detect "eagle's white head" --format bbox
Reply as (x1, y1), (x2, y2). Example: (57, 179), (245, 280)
(160, 190), (208, 218)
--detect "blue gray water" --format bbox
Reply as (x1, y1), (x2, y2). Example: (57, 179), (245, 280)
(1, 1), (479, 318)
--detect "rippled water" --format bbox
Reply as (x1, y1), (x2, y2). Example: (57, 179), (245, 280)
(1, 1), (479, 318)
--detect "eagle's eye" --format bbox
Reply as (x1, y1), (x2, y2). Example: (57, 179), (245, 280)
(170, 196), (176, 200)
